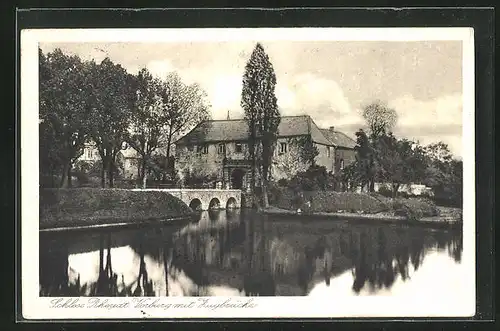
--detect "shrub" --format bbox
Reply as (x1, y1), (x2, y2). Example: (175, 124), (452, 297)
(287, 165), (336, 192)
(392, 197), (439, 221)
(377, 185), (393, 198)
(277, 178), (289, 187)
(271, 188), (390, 214)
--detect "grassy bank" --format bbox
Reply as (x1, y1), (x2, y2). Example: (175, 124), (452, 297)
(269, 189), (443, 222)
(40, 188), (193, 230)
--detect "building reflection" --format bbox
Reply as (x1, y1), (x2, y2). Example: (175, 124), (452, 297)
(39, 212), (464, 297)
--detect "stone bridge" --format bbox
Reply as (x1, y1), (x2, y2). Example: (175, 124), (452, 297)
(132, 188), (242, 211)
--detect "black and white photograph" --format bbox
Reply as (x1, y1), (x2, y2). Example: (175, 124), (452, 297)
(21, 26), (475, 319)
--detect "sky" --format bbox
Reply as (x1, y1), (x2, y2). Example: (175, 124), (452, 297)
(40, 40), (463, 158)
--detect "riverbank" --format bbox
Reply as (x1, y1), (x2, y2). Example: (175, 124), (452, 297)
(266, 189), (462, 228)
(40, 188), (193, 230)
(261, 206), (462, 229)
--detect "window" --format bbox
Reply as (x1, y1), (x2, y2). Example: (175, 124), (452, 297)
(340, 159), (345, 170)
(187, 144), (194, 152)
(235, 143), (242, 153)
(87, 149), (93, 159)
(279, 142), (287, 154)
(202, 144), (209, 154)
(218, 143), (226, 154)
(327, 146), (331, 158)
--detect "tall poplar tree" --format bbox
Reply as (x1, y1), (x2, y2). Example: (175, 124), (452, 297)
(241, 43), (280, 207)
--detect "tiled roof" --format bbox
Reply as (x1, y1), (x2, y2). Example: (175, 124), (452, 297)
(175, 115), (333, 146)
(319, 129), (357, 149)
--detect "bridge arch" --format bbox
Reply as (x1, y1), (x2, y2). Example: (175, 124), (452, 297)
(189, 198), (203, 211)
(226, 197), (238, 209)
(131, 188), (241, 211)
(208, 198), (221, 210)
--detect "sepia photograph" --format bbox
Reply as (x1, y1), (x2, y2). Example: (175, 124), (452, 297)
(21, 26), (475, 319)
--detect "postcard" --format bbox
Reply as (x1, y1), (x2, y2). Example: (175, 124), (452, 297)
(21, 26), (475, 319)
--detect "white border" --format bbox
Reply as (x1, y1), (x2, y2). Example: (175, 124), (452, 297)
(21, 27), (475, 320)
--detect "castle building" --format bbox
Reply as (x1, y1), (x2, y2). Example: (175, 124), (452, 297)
(174, 115), (357, 190)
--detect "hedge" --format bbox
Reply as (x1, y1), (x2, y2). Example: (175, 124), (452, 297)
(271, 189), (391, 214)
(40, 188), (193, 229)
(270, 188), (440, 220)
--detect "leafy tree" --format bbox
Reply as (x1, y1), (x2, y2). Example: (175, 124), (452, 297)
(362, 100), (398, 137)
(423, 142), (462, 205)
(87, 58), (136, 188)
(39, 48), (93, 188)
(126, 69), (210, 188)
(241, 43), (280, 207)
(127, 68), (164, 188)
(287, 165), (334, 191)
(348, 101), (398, 192)
(157, 72), (211, 165)
(374, 135), (427, 197)
(352, 129), (376, 192)
(294, 136), (319, 166)
(273, 136), (319, 179)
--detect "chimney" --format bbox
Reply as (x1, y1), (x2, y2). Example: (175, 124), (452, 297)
(227, 110), (230, 120)
(329, 126), (335, 132)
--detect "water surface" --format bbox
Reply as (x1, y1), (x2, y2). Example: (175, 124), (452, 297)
(39, 209), (463, 298)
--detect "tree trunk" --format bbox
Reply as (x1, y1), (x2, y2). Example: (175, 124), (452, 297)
(166, 138), (172, 174)
(262, 181), (269, 208)
(67, 163), (72, 188)
(101, 165), (106, 188)
(60, 161), (70, 188)
(102, 157), (109, 188)
(369, 179), (375, 192)
(142, 168), (147, 189)
(140, 158), (147, 189)
(392, 183), (400, 198)
(108, 166), (114, 188)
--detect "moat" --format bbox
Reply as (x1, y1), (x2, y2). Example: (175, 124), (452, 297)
(40, 209), (464, 298)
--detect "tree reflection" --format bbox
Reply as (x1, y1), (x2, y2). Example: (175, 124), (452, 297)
(39, 212), (464, 297)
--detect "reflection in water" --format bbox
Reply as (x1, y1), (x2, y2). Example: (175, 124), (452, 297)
(40, 210), (463, 297)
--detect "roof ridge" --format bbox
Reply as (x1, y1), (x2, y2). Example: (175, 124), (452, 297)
(206, 114), (311, 122)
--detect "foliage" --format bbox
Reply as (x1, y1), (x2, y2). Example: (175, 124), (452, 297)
(272, 137), (314, 179)
(293, 136), (319, 166)
(39, 48), (94, 188)
(272, 189), (391, 214)
(127, 68), (164, 187)
(182, 170), (218, 189)
(287, 165), (335, 192)
(422, 143), (463, 206)
(39, 48), (210, 189)
(392, 198), (439, 221)
(241, 43), (281, 207)
(158, 72), (211, 161)
(377, 185), (394, 198)
(362, 100), (398, 137)
(86, 58), (136, 188)
(373, 133), (428, 196)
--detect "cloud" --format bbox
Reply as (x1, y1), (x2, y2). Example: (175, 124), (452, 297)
(390, 93), (463, 157)
(390, 93), (462, 128)
(276, 73), (365, 132)
(145, 59), (175, 79)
